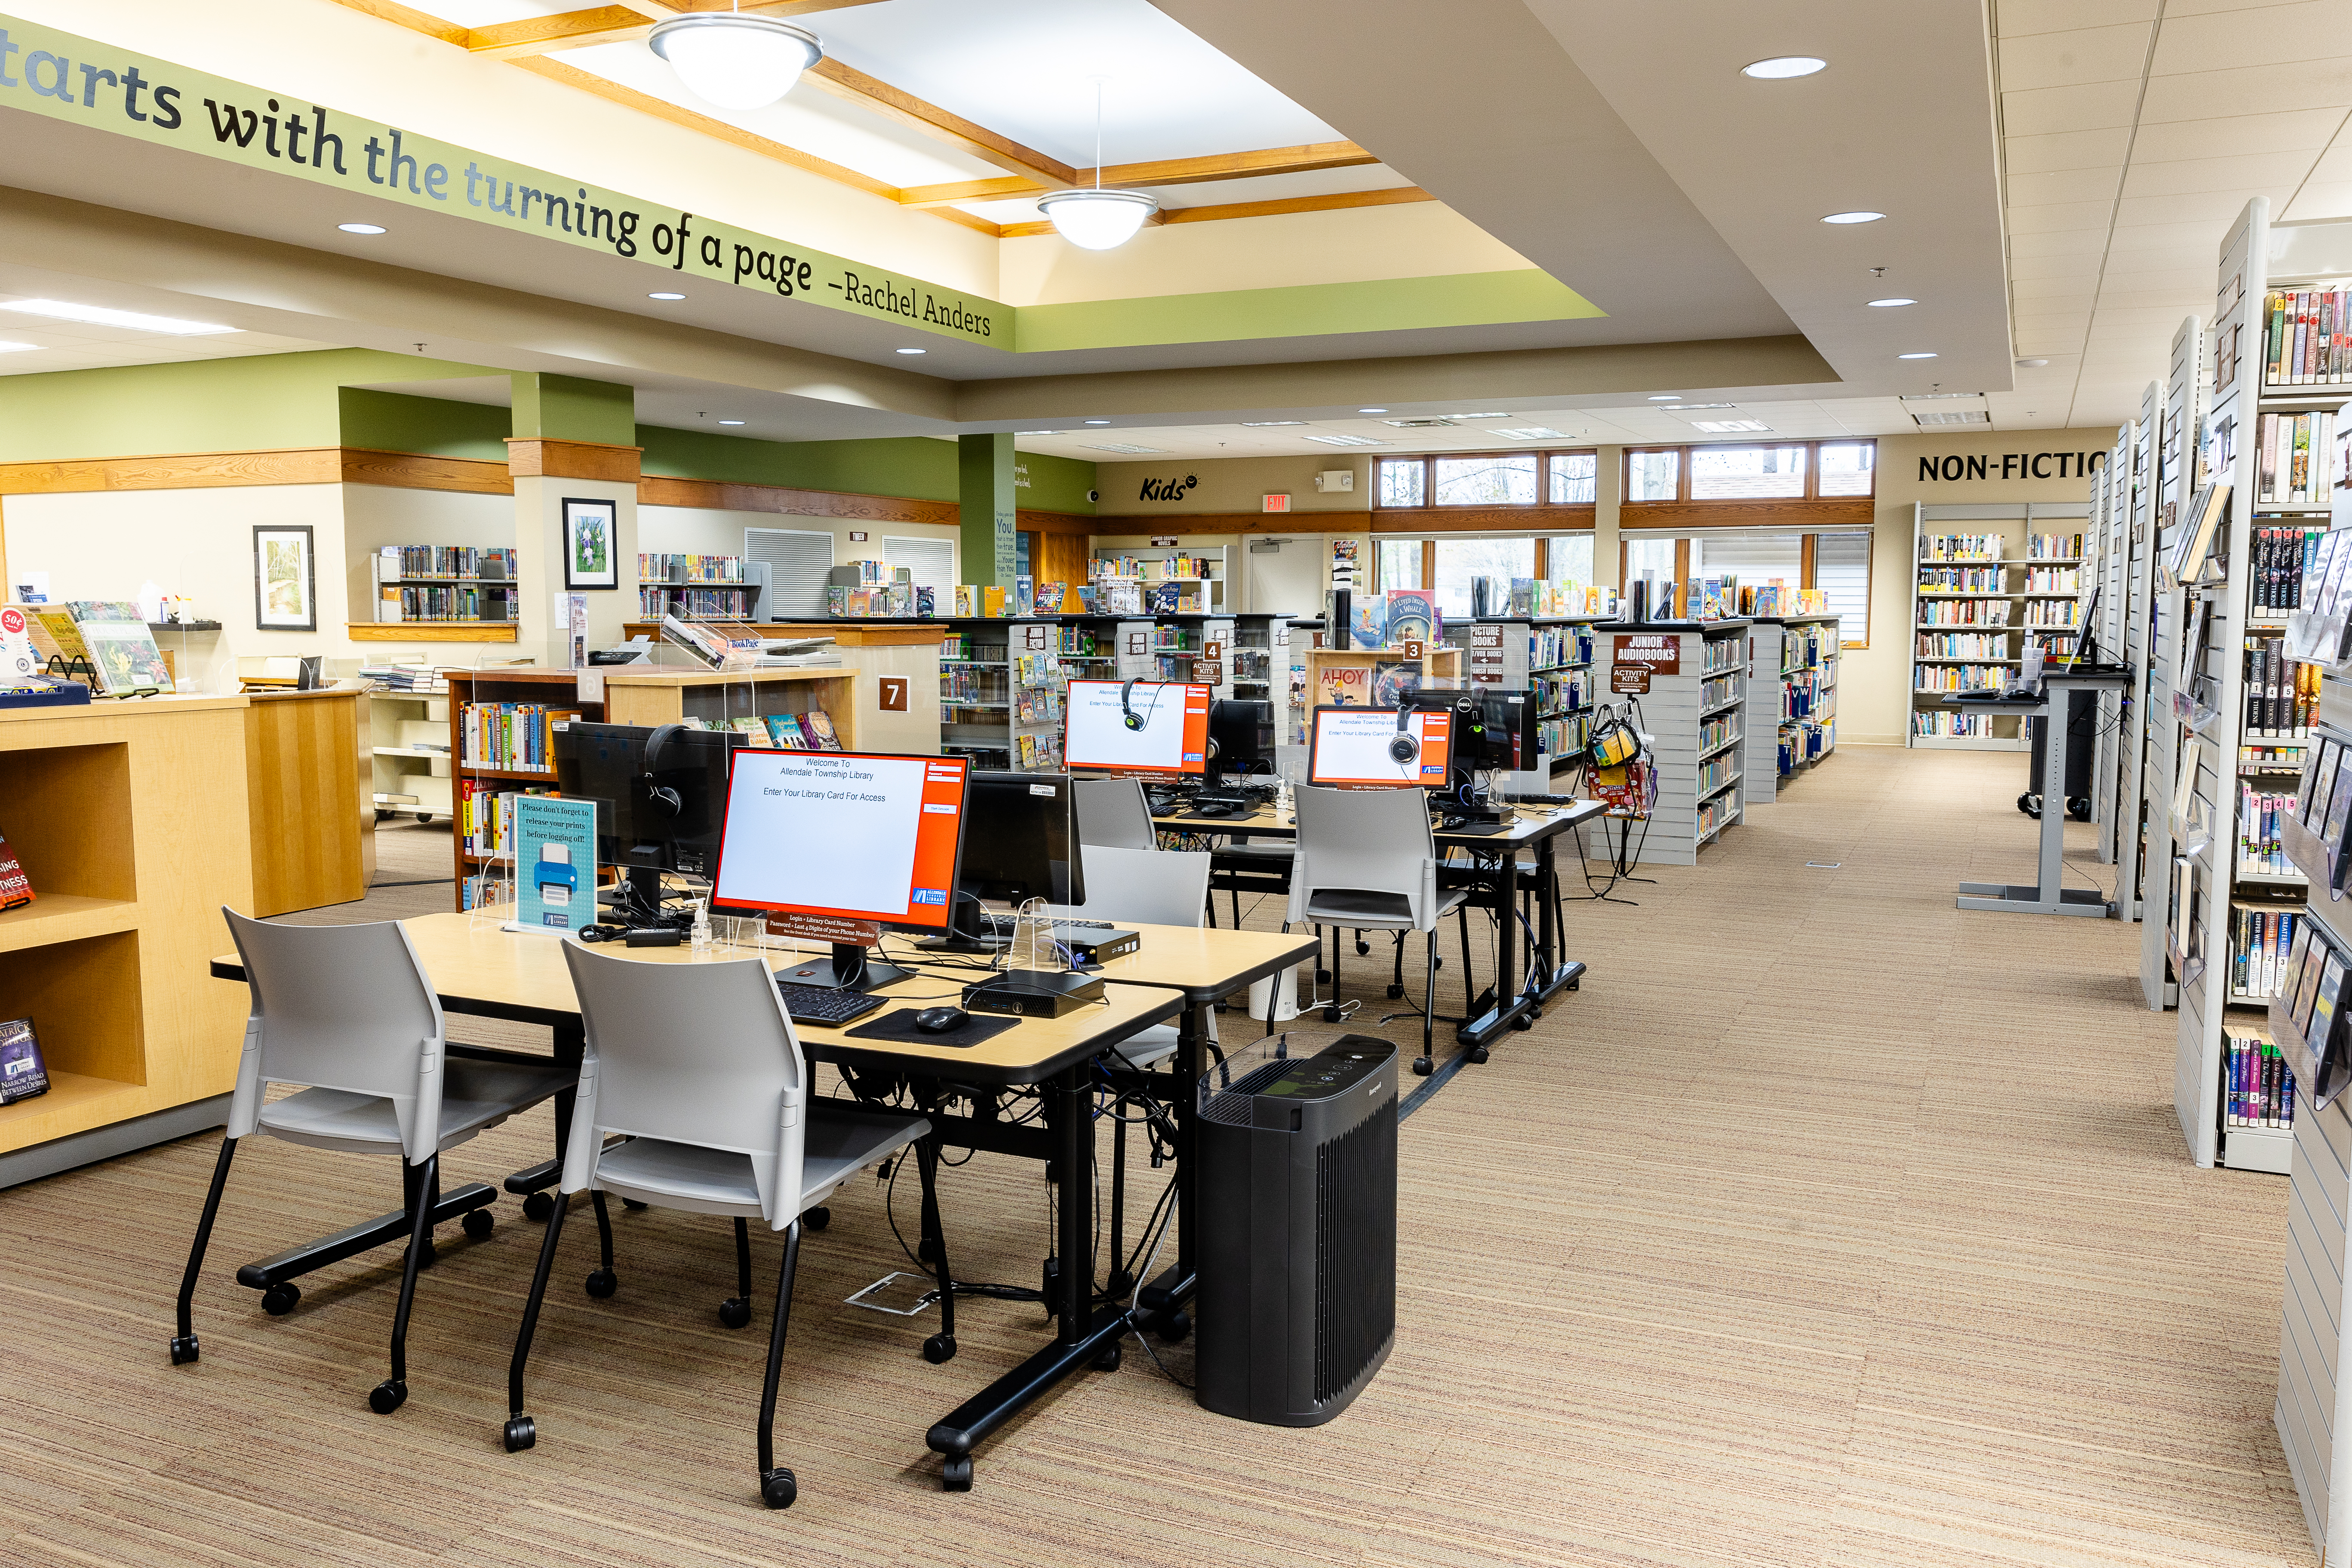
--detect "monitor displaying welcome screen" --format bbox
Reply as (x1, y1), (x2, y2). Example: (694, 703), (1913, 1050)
(709, 750), (968, 930)
(1308, 706), (1453, 788)
(1064, 679), (1212, 775)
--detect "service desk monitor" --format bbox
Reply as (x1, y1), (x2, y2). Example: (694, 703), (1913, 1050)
(1307, 704), (1454, 789)
(1066, 679), (1211, 775)
(1953, 666), (2135, 918)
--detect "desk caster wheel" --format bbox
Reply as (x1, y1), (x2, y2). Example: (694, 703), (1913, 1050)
(1468, 1043), (1491, 1064)
(261, 1282), (301, 1316)
(1156, 1310), (1191, 1344)
(760, 1467), (797, 1510)
(462, 1208), (494, 1241)
(918, 1236), (939, 1264)
(621, 1198), (647, 1211)
(522, 1191), (556, 1223)
(1091, 1342), (1122, 1372)
(2069, 795), (2092, 822)
(1321, 1005), (1345, 1023)
(1354, 939), (1370, 956)
(804, 1206), (830, 1232)
(923, 1333), (957, 1364)
(719, 1296), (751, 1329)
(503, 1415), (535, 1452)
(168, 1334), (200, 1365)
(941, 1456), (974, 1493)
(1315, 968), (1331, 983)
(1566, 978), (1580, 991)
(375, 809), (393, 824)
(1385, 984), (1405, 999)
(1411, 1056), (1433, 1076)
(369, 1379), (407, 1415)
(1513, 1012), (1536, 1030)
(584, 1268), (617, 1299)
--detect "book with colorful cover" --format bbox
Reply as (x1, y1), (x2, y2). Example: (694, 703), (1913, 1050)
(1320, 664), (1372, 705)
(0, 1017), (46, 1104)
(762, 713), (809, 749)
(0, 825), (31, 912)
(66, 601), (175, 695)
(1371, 659), (1420, 708)
(1385, 589), (1438, 644)
(800, 707), (842, 750)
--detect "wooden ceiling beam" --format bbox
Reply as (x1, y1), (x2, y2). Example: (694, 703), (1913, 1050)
(898, 176), (1051, 209)
(1083, 141), (1380, 189)
(802, 58), (1076, 187)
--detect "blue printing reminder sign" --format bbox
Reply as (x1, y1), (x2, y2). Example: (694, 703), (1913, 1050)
(513, 795), (599, 935)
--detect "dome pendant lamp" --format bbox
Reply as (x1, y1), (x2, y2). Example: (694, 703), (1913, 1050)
(649, 3), (823, 113)
(1038, 81), (1158, 251)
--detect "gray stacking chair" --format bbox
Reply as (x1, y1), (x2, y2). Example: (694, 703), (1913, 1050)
(504, 942), (952, 1511)
(1073, 775), (1158, 849)
(1286, 785), (1472, 1077)
(172, 911), (577, 1417)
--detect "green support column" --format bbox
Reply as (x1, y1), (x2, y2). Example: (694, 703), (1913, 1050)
(510, 372), (636, 443)
(959, 432), (1017, 590)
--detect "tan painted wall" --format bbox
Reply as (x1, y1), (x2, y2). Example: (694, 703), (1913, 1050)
(1096, 454), (1373, 517)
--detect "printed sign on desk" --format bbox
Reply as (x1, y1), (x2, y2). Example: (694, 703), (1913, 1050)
(509, 795), (599, 935)
(0, 607), (34, 679)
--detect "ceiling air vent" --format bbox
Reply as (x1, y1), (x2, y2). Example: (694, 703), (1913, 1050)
(1911, 409), (1992, 427)
(1381, 418), (1457, 428)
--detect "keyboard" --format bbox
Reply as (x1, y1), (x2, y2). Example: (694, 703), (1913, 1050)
(773, 981), (887, 1026)
(984, 913), (1116, 931)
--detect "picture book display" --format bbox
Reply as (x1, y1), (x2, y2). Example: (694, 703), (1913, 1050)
(1385, 589), (1439, 644)
(0, 1017), (46, 1104)
(64, 601), (175, 695)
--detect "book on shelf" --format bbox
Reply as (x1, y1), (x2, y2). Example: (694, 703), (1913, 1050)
(381, 545), (514, 580)
(2025, 533), (2084, 559)
(2223, 1024), (2295, 1129)
(460, 703), (578, 772)
(0, 825), (32, 912)
(0, 1017), (49, 1104)
(2230, 902), (2301, 999)
(637, 553), (745, 584)
(2255, 414), (2336, 507)
(2264, 286), (2352, 386)
(1386, 589), (1439, 643)
(2241, 781), (2295, 876)
(2241, 634), (2318, 736)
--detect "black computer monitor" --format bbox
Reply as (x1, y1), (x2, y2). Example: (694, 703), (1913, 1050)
(1449, 689), (1537, 773)
(553, 721), (743, 917)
(1207, 698), (1274, 784)
(960, 771), (1087, 906)
(709, 750), (971, 991)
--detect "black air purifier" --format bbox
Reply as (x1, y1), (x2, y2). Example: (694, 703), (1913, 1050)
(1196, 1033), (1396, 1426)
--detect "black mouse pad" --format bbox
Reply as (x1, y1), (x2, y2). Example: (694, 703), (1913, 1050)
(840, 1009), (1022, 1048)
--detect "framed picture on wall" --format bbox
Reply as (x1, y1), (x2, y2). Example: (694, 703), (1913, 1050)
(252, 525), (317, 632)
(563, 497), (618, 590)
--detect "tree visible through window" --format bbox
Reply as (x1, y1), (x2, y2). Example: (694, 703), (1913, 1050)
(1435, 454), (1537, 505)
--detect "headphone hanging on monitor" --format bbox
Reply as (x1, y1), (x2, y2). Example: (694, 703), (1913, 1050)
(640, 723), (686, 817)
(1387, 703), (1420, 766)
(1120, 677), (1145, 731)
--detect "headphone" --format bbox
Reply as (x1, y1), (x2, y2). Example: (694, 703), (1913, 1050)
(1120, 677), (1144, 731)
(1388, 704), (1420, 766)
(640, 723), (686, 817)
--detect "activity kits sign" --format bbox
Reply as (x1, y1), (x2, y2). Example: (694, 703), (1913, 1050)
(0, 15), (1004, 345)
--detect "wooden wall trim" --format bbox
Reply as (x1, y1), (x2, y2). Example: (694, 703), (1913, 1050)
(637, 474), (960, 526)
(1094, 511), (1370, 535)
(1616, 498), (1876, 531)
(1015, 508), (1096, 537)
(505, 438), (643, 483)
(340, 449), (513, 495)
(0, 448), (344, 494)
(1372, 504), (1596, 533)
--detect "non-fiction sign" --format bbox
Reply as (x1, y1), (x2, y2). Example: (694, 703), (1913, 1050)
(1612, 633), (1682, 676)
(510, 795), (598, 935)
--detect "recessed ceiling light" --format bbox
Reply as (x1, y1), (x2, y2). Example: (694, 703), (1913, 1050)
(0, 298), (234, 335)
(0, 341), (37, 353)
(1358, 407), (1388, 414)
(1240, 421), (1306, 427)
(1660, 403), (1734, 412)
(1743, 55), (1826, 79)
(1647, 395), (1682, 401)
(1820, 212), (1883, 225)
(1898, 352), (1938, 360)
(1867, 298), (1917, 307)
(1306, 434), (1387, 447)
(1448, 412), (1507, 418)
(896, 347), (926, 355)
(2016, 357), (2049, 368)
(338, 222), (387, 235)
(1491, 427), (1570, 440)
(1694, 419), (1773, 433)
(1084, 419), (1112, 425)
(718, 419), (746, 426)
(648, 292), (686, 301)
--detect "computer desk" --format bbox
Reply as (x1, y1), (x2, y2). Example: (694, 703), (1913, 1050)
(209, 912), (1312, 1487)
(1151, 798), (1605, 1047)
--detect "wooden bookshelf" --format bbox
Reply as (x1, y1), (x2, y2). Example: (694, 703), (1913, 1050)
(444, 669), (606, 910)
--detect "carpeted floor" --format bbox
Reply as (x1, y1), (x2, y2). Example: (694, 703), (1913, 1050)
(0, 746), (2315, 1567)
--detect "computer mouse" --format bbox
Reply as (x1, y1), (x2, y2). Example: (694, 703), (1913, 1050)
(912, 1005), (969, 1034)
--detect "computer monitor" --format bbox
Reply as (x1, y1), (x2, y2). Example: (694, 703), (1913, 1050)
(1307, 704), (1454, 788)
(709, 749), (970, 990)
(1448, 689), (1536, 772)
(554, 721), (744, 917)
(928, 771), (1087, 949)
(1207, 698), (1275, 784)
(1065, 679), (1211, 775)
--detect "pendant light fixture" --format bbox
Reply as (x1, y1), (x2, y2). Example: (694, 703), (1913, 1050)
(1038, 81), (1158, 251)
(649, 3), (823, 113)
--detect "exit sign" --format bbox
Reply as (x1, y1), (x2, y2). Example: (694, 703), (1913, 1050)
(1263, 493), (1291, 512)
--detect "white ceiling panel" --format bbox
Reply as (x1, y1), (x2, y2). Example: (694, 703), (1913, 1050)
(2006, 127), (2137, 171)
(2009, 200), (2118, 233)
(2141, 61), (2352, 123)
(1995, 0), (2160, 36)
(2149, 3), (2352, 75)
(2128, 108), (2347, 158)
(2002, 80), (2146, 135)
(2011, 229), (2116, 258)
(2123, 150), (2321, 194)
(2116, 188), (2294, 224)
(1998, 23), (2157, 92)
(2010, 166), (2126, 204)
(2282, 179), (2352, 218)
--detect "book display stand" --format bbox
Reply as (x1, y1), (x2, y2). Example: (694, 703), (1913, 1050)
(1594, 620), (1746, 866)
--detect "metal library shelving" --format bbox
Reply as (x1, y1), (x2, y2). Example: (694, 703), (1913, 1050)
(636, 555), (767, 622)
(1447, 615), (1602, 778)
(1743, 615), (1838, 803)
(1596, 620), (1748, 866)
(1907, 502), (2094, 750)
(2140, 322), (2204, 1013)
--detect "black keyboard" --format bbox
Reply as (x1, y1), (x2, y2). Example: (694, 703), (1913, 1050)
(774, 981), (886, 1026)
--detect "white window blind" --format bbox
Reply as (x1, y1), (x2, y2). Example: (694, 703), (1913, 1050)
(1688, 531), (1803, 584)
(1815, 530), (1870, 645)
(883, 535), (955, 594)
(744, 527), (833, 616)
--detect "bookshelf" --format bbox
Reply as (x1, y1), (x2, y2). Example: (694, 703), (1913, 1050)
(1089, 546), (1230, 615)
(636, 553), (765, 622)
(937, 617), (1067, 770)
(1743, 615), (1837, 802)
(2141, 329), (2204, 1012)
(1451, 615), (1600, 776)
(369, 690), (452, 824)
(1596, 621), (1748, 865)
(443, 669), (605, 908)
(370, 545), (518, 626)
(1907, 505), (2091, 749)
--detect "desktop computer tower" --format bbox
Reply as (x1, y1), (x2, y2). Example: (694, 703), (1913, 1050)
(1196, 1033), (1396, 1427)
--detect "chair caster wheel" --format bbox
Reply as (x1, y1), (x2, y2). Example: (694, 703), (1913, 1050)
(1411, 1056), (1433, 1076)
(463, 1207), (495, 1241)
(1566, 978), (1580, 991)
(941, 1456), (974, 1492)
(1513, 1012), (1536, 1030)
(261, 1282), (301, 1316)
(584, 1268), (617, 1299)
(923, 1333), (957, 1365)
(503, 1415), (536, 1452)
(1315, 968), (1331, 983)
(168, 1334), (200, 1365)
(1434, 955), (1444, 970)
(1468, 1043), (1491, 1064)
(522, 1191), (556, 1223)
(1157, 1310), (1192, 1344)
(1091, 1342), (1122, 1372)
(369, 1380), (407, 1415)
(719, 1296), (751, 1329)
(917, 1236), (939, 1264)
(621, 1198), (648, 1211)
(1321, 1005), (1344, 1023)
(1354, 941), (1370, 956)
(1385, 984), (1405, 999)
(760, 1467), (797, 1510)
(803, 1206), (830, 1232)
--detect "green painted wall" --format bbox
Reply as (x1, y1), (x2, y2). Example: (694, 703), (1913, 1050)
(1014, 450), (1097, 514)
(961, 433), (1017, 588)
(512, 373), (636, 445)
(0, 348), (497, 463)
(338, 388), (510, 461)
(1014, 270), (1605, 354)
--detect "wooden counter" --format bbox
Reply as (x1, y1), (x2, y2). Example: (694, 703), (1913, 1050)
(244, 689), (370, 916)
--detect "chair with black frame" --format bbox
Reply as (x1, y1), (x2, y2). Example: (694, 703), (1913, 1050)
(1287, 786), (1473, 1076)
(504, 942), (956, 1510)
(171, 911), (582, 1415)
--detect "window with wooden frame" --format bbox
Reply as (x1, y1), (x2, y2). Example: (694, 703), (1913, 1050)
(1615, 525), (1873, 649)
(1372, 450), (1598, 531)
(1619, 439), (1876, 523)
